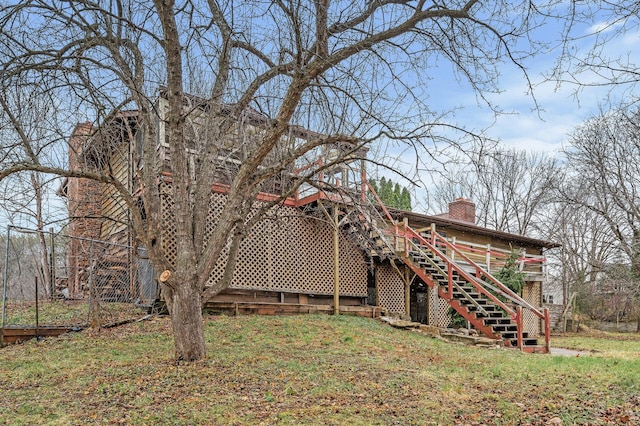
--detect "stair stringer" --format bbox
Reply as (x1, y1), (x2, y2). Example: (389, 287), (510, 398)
(401, 256), (504, 341)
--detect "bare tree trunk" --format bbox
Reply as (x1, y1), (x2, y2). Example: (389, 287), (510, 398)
(32, 172), (51, 298)
(167, 272), (206, 362)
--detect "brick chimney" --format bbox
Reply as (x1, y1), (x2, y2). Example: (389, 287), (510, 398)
(448, 198), (475, 224)
(67, 122), (103, 298)
(68, 121), (94, 171)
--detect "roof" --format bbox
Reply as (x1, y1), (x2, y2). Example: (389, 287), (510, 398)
(389, 208), (560, 249)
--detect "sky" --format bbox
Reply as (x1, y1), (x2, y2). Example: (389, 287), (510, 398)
(438, 16), (639, 155)
(2, 2), (639, 227)
(398, 9), (640, 213)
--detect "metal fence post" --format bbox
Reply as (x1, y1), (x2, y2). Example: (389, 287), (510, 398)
(49, 227), (54, 300)
(2, 225), (11, 328)
(88, 239), (95, 326)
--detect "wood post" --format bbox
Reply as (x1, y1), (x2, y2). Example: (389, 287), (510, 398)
(486, 244), (491, 272)
(360, 160), (367, 202)
(516, 306), (523, 351)
(451, 236), (456, 261)
(49, 227), (55, 300)
(403, 217), (408, 255)
(544, 307), (551, 353)
(333, 204), (340, 315)
(404, 267), (411, 318)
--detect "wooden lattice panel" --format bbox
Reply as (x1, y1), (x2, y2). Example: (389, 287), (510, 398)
(522, 282), (541, 336)
(376, 264), (405, 314)
(430, 288), (452, 328)
(160, 185), (178, 266)
(160, 185), (367, 297)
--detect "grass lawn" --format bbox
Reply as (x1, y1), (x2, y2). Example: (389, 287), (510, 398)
(552, 328), (640, 360)
(1, 314), (639, 425)
(1, 300), (141, 328)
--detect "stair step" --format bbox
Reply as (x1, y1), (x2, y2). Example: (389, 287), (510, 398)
(441, 281), (474, 289)
(452, 292), (481, 300)
(460, 299), (489, 306)
(476, 311), (504, 318)
(484, 318), (512, 325)
(493, 325), (517, 332)
(418, 262), (440, 271)
(510, 338), (540, 347)
(468, 306), (498, 314)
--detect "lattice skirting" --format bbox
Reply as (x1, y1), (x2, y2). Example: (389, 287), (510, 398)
(376, 263), (405, 314)
(160, 187), (367, 297)
(522, 282), (542, 336)
(429, 287), (453, 328)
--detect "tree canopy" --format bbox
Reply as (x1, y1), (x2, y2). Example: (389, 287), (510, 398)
(0, 0), (627, 360)
(370, 177), (412, 211)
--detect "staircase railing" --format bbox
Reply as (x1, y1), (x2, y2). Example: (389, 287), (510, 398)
(401, 226), (517, 319)
(363, 180), (551, 352)
(405, 240), (490, 317)
(349, 182), (397, 258)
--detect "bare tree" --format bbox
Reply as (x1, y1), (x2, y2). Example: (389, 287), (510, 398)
(552, 0), (640, 103)
(542, 197), (623, 305)
(561, 109), (640, 273)
(557, 106), (640, 328)
(1, 0), (570, 361)
(427, 146), (559, 235)
(0, 82), (69, 298)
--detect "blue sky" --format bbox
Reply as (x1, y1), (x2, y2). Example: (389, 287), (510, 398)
(428, 14), (640, 156)
(393, 10), (640, 213)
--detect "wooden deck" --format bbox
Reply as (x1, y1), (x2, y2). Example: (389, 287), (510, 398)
(203, 301), (385, 318)
(203, 288), (384, 318)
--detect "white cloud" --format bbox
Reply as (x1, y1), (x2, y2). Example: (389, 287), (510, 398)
(589, 19), (626, 35)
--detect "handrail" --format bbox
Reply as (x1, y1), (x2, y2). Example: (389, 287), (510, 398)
(403, 227), (517, 319)
(407, 242), (489, 317)
(362, 180), (395, 224)
(427, 229), (545, 320)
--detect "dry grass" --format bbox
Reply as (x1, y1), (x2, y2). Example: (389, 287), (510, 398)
(1, 314), (639, 425)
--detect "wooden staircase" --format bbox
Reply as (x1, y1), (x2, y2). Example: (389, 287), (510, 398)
(403, 241), (549, 353)
(330, 183), (551, 353)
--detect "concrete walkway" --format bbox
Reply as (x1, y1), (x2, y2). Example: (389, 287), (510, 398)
(550, 347), (590, 356)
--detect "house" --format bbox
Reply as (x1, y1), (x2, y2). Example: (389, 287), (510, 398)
(62, 94), (558, 353)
